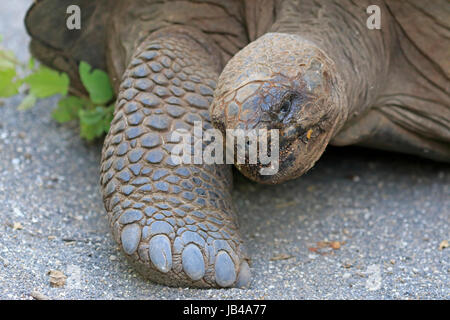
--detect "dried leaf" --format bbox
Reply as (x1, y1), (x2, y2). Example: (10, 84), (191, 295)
(309, 240), (345, 255)
(330, 241), (341, 250)
(275, 200), (297, 209)
(439, 240), (449, 250)
(30, 291), (50, 300)
(270, 253), (294, 261)
(316, 241), (329, 249)
(48, 270), (67, 288)
(12, 222), (23, 230)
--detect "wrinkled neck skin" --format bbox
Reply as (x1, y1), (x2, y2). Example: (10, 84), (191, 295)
(270, 0), (393, 121)
(211, 0), (394, 184)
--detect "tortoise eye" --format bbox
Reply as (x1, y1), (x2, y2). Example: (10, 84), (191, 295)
(279, 93), (295, 115)
(280, 99), (291, 113)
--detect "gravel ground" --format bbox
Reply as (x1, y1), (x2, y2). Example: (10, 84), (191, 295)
(0, 1), (448, 300)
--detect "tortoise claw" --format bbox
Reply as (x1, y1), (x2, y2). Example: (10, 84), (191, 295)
(236, 261), (252, 288)
(215, 251), (237, 287)
(149, 234), (172, 273)
(182, 243), (206, 281)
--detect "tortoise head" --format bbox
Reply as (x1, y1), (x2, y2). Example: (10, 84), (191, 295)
(211, 33), (347, 184)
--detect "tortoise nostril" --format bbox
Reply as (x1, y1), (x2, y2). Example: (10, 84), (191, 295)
(212, 116), (226, 135)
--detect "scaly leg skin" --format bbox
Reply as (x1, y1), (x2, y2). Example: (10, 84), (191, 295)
(100, 30), (251, 288)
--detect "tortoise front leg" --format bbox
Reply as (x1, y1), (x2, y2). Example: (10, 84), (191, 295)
(100, 29), (250, 288)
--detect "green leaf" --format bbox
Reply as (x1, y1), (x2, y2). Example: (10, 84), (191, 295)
(79, 61), (113, 105)
(0, 68), (19, 97)
(23, 66), (69, 98)
(78, 106), (108, 141)
(17, 93), (37, 110)
(28, 57), (35, 70)
(52, 96), (85, 123)
(102, 104), (115, 132)
(0, 49), (17, 70)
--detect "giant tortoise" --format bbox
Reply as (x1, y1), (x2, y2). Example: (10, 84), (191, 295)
(25, 0), (450, 288)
